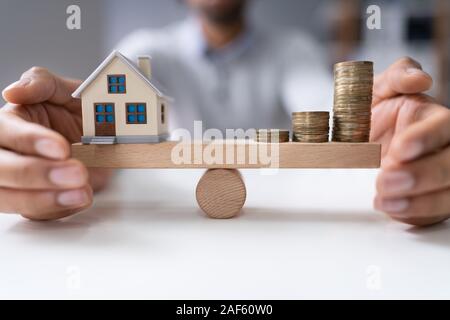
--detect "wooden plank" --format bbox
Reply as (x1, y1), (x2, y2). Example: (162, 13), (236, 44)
(71, 141), (381, 169)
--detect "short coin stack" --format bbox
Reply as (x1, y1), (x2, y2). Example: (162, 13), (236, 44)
(291, 112), (330, 143)
(332, 61), (373, 142)
(255, 129), (290, 143)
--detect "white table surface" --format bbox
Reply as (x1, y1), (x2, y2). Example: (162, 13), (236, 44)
(1, 168), (449, 299)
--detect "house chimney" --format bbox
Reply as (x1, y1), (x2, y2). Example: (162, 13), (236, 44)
(137, 56), (152, 80)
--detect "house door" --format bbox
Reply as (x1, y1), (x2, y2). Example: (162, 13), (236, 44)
(94, 103), (116, 136)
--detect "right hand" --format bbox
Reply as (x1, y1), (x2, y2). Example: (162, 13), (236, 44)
(0, 67), (112, 220)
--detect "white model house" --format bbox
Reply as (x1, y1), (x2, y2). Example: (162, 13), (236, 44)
(72, 50), (169, 144)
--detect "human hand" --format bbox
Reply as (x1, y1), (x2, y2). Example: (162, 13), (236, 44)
(371, 57), (450, 226)
(0, 67), (112, 220)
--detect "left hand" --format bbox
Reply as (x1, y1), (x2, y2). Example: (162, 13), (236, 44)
(371, 57), (450, 226)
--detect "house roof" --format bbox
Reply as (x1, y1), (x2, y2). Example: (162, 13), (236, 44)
(72, 50), (169, 99)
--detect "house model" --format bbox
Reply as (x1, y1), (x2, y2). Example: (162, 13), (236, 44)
(72, 50), (170, 144)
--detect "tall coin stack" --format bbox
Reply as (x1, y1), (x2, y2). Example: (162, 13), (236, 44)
(332, 61), (373, 142)
(255, 129), (290, 143)
(292, 112), (329, 143)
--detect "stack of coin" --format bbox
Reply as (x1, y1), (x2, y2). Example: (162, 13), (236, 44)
(332, 61), (373, 142)
(292, 112), (329, 143)
(255, 129), (290, 143)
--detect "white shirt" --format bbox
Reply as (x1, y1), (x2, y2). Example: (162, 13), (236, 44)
(117, 18), (332, 133)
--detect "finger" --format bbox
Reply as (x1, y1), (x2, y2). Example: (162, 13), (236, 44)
(0, 185), (93, 221)
(0, 149), (88, 190)
(88, 168), (114, 192)
(373, 57), (433, 105)
(0, 111), (70, 160)
(384, 106), (450, 163)
(389, 216), (448, 227)
(377, 146), (450, 198)
(374, 188), (450, 226)
(2, 66), (80, 107)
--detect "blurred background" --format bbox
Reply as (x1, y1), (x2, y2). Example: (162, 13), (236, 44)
(1, 0), (448, 105)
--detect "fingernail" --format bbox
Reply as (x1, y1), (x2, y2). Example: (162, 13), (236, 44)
(3, 78), (31, 91)
(380, 171), (415, 195)
(35, 139), (66, 159)
(401, 141), (423, 161)
(377, 198), (410, 213)
(57, 189), (89, 207)
(406, 67), (425, 75)
(49, 166), (85, 187)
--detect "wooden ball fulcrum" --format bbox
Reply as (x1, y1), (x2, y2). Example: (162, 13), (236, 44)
(196, 169), (246, 219)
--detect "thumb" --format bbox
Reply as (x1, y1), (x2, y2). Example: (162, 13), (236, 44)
(2, 67), (80, 106)
(373, 57), (433, 106)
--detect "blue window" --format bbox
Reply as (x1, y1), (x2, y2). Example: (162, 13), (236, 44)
(126, 103), (146, 124)
(108, 75), (126, 93)
(127, 104), (136, 113)
(137, 114), (145, 123)
(94, 103), (114, 124)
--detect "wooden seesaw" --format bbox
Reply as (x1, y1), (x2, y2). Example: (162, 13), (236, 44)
(71, 141), (381, 218)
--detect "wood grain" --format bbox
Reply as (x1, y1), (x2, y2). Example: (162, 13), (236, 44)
(71, 141), (381, 169)
(196, 169), (246, 219)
